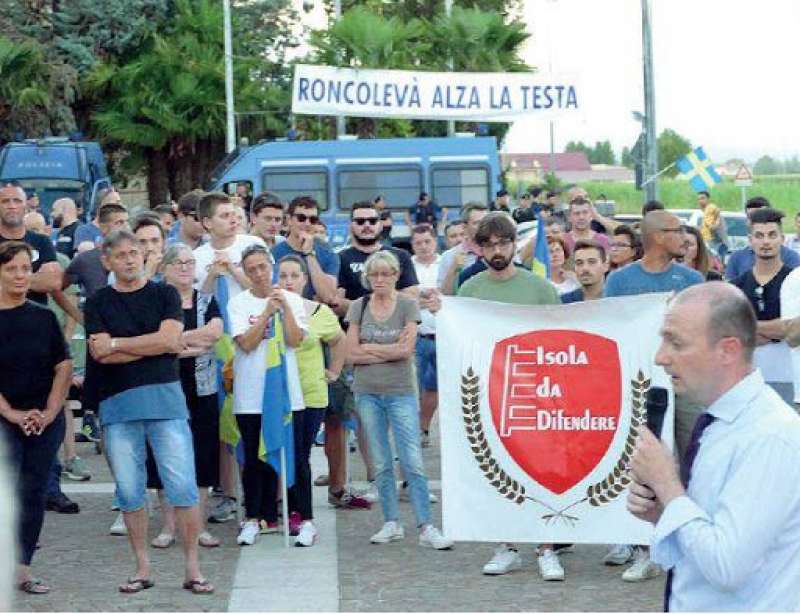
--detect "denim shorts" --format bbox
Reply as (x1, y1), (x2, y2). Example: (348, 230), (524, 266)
(104, 418), (199, 512)
(415, 335), (437, 392)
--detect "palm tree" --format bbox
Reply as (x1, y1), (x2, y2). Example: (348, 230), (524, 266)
(0, 36), (51, 136)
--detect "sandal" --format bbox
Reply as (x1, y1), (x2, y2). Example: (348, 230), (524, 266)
(151, 533), (175, 548)
(17, 578), (50, 594)
(119, 577), (154, 593)
(198, 531), (220, 548)
(182, 578), (214, 594)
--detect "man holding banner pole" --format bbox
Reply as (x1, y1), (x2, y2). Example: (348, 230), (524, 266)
(628, 282), (800, 611)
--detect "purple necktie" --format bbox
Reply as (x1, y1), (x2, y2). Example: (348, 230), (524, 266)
(664, 412), (716, 612)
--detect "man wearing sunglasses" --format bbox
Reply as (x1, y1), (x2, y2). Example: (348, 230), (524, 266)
(168, 190), (207, 251)
(731, 208), (793, 404)
(271, 196), (338, 303)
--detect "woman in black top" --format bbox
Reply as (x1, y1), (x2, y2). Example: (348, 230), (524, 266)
(149, 243), (224, 548)
(0, 241), (72, 594)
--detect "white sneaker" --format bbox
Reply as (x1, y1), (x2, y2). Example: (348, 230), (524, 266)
(604, 544), (635, 566)
(538, 549), (565, 581)
(109, 513), (127, 536)
(418, 524), (453, 550)
(360, 482), (379, 504)
(621, 548), (662, 582)
(398, 481), (439, 503)
(370, 521), (404, 544)
(237, 520), (260, 546)
(295, 521), (318, 547)
(482, 545), (522, 575)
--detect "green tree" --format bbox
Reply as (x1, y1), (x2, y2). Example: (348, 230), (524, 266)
(657, 128), (692, 177)
(0, 36), (50, 134)
(753, 155), (783, 176)
(784, 156), (800, 174)
(621, 146), (634, 168)
(591, 140), (615, 165)
(85, 0), (287, 203)
(565, 140), (592, 156)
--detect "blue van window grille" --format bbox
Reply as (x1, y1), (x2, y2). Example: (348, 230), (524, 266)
(262, 170), (328, 210)
(431, 167), (490, 209)
(338, 168), (421, 210)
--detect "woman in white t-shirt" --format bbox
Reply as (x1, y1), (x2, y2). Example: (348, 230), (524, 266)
(548, 236), (580, 295)
(227, 245), (307, 546)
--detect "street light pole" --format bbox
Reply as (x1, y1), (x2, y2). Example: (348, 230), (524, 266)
(223, 0), (236, 153)
(334, 0), (346, 137)
(445, 0), (455, 137)
(641, 0), (658, 201)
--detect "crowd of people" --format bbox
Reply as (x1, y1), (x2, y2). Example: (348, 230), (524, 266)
(2, 178), (800, 605)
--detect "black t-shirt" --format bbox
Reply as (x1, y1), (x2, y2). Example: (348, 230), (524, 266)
(0, 230), (57, 305)
(179, 291), (221, 395)
(0, 301), (69, 409)
(408, 203), (440, 226)
(55, 221), (80, 259)
(731, 265), (793, 321)
(84, 281), (183, 403)
(337, 245), (419, 301)
(64, 248), (108, 299)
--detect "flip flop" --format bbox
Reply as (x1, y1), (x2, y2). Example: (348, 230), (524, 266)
(198, 531), (220, 548)
(17, 578), (50, 594)
(151, 533), (175, 548)
(119, 577), (154, 593)
(182, 578), (214, 594)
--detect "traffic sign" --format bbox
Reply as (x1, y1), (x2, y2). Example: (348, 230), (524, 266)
(734, 164), (753, 187)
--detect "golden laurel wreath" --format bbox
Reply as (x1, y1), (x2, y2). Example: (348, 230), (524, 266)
(461, 367), (651, 523)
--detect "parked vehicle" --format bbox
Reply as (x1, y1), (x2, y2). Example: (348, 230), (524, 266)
(206, 135), (502, 249)
(0, 137), (111, 220)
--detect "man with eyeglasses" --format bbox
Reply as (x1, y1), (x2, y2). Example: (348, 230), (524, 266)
(603, 210), (704, 583)
(271, 196), (338, 303)
(731, 208), (793, 404)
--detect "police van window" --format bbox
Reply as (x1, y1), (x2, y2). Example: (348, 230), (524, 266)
(262, 170), (328, 210)
(431, 167), (489, 209)
(338, 168), (421, 209)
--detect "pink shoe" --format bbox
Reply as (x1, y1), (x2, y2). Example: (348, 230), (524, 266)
(288, 511), (303, 536)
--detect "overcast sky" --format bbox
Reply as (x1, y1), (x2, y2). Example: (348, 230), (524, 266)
(503, 0), (799, 163)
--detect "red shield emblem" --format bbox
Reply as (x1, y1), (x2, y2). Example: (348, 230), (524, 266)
(488, 330), (621, 495)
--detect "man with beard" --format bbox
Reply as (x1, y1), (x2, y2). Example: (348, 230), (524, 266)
(731, 208), (793, 403)
(52, 199), (81, 259)
(0, 185), (61, 305)
(450, 213), (564, 580)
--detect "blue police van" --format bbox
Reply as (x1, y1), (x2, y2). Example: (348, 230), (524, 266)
(206, 135), (501, 248)
(0, 138), (112, 220)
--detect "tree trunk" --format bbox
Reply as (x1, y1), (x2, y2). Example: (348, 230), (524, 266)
(145, 147), (170, 208)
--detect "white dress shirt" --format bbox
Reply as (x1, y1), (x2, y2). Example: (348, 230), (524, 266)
(413, 254), (440, 335)
(651, 369), (800, 611)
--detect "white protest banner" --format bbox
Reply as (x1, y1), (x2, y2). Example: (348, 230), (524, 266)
(292, 64), (581, 122)
(438, 293), (673, 545)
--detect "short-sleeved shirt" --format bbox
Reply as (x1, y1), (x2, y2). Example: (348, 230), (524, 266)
(603, 262), (704, 298)
(296, 303), (343, 408)
(726, 246), (800, 281)
(0, 301), (69, 410)
(0, 231), (57, 305)
(346, 295), (421, 395)
(437, 243), (480, 291)
(271, 239), (340, 300)
(408, 203), (441, 226)
(180, 291), (222, 398)
(458, 268), (561, 306)
(84, 281), (187, 425)
(74, 222), (103, 248)
(337, 246), (418, 302)
(228, 289), (308, 414)
(64, 248), (108, 298)
(54, 220), (81, 259)
(731, 265), (793, 321)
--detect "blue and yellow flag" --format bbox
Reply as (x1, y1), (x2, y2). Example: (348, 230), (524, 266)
(258, 313), (295, 488)
(676, 147), (722, 193)
(530, 213), (551, 279)
(214, 275), (245, 464)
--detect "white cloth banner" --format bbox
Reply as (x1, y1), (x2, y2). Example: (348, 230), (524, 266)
(438, 293), (673, 545)
(292, 64), (581, 122)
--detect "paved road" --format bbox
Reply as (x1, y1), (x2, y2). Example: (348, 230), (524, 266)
(13, 419), (663, 611)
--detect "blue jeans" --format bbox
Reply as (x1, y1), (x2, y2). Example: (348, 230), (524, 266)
(104, 418), (198, 512)
(415, 335), (438, 392)
(355, 393), (431, 527)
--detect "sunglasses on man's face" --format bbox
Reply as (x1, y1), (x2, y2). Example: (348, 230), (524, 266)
(294, 213), (319, 224)
(353, 217), (380, 226)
